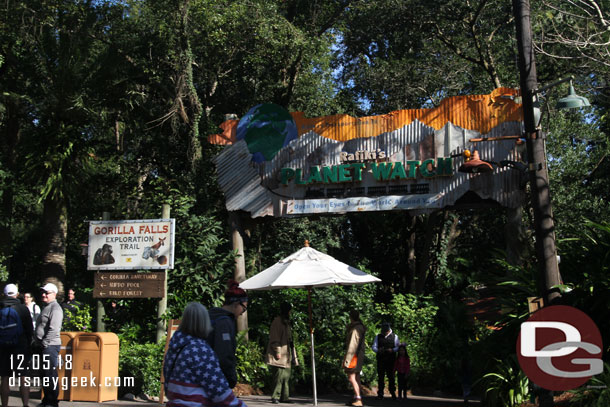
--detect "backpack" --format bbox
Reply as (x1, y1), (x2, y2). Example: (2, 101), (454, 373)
(206, 315), (232, 349)
(0, 305), (23, 346)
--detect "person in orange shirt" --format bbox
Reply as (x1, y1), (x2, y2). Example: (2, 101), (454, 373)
(343, 310), (366, 407)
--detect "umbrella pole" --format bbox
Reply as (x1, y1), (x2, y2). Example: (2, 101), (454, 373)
(308, 287), (318, 406)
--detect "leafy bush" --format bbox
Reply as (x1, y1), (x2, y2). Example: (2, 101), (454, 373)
(118, 341), (165, 397)
(569, 362), (610, 406)
(558, 220), (610, 360)
(375, 294), (444, 390)
(62, 304), (92, 332)
(376, 294), (439, 386)
(236, 330), (269, 389)
(476, 355), (529, 407)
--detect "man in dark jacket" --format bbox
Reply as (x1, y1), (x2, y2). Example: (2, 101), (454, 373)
(206, 280), (248, 388)
(372, 322), (400, 400)
(0, 283), (33, 407)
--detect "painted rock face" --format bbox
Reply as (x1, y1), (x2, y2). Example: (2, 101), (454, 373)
(236, 103), (297, 162)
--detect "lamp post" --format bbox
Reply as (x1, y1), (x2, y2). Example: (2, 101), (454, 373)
(512, 0), (562, 306)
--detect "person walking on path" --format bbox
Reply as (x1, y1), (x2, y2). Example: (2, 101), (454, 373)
(23, 292), (41, 330)
(207, 280), (248, 389)
(343, 309), (366, 407)
(35, 283), (63, 407)
(266, 302), (298, 404)
(163, 302), (247, 407)
(1, 283), (33, 407)
(394, 344), (410, 399)
(372, 322), (399, 400)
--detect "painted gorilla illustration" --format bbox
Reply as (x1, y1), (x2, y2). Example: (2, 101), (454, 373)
(93, 244), (115, 265)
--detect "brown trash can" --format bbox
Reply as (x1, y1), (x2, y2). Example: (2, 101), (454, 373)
(58, 332), (80, 401)
(69, 332), (120, 402)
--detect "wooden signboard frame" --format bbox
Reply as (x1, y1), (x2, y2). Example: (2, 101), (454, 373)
(159, 319), (181, 403)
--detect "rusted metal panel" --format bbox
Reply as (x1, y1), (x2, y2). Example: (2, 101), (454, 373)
(209, 88), (522, 145)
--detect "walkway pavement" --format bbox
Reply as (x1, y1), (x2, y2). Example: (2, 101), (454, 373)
(8, 390), (478, 407)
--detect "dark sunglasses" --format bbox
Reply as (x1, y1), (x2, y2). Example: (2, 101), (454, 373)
(239, 302), (248, 312)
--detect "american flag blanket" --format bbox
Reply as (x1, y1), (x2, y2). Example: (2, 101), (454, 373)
(164, 330), (247, 407)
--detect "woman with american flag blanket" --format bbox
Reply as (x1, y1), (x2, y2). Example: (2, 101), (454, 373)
(164, 302), (247, 407)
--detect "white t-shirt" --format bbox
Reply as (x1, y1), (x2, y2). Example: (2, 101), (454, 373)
(26, 302), (41, 329)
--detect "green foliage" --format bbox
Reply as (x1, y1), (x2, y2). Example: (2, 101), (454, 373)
(118, 340), (165, 397)
(546, 112), (610, 240)
(375, 293), (482, 392)
(235, 331), (269, 389)
(569, 362), (610, 407)
(114, 321), (147, 343)
(556, 220), (610, 360)
(99, 298), (160, 343)
(168, 205), (235, 315)
(375, 293), (439, 385)
(469, 221), (610, 404)
(1, 1), (609, 401)
(0, 254), (9, 282)
(247, 216), (345, 274)
(339, 0), (517, 114)
(476, 355), (529, 407)
(62, 304), (93, 332)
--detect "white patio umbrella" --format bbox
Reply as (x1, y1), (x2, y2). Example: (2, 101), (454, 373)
(240, 241), (381, 405)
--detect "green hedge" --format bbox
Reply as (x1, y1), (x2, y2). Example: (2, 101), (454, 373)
(119, 341), (165, 397)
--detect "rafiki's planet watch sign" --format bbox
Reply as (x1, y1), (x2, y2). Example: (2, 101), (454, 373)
(280, 155), (453, 186)
(212, 90), (526, 218)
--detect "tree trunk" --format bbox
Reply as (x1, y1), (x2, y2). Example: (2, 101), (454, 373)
(505, 206), (526, 268)
(229, 211), (248, 337)
(0, 100), (21, 275)
(406, 215), (417, 292)
(412, 212), (438, 294)
(41, 195), (67, 295)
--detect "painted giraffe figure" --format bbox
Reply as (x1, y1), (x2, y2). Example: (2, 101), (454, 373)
(142, 237), (166, 260)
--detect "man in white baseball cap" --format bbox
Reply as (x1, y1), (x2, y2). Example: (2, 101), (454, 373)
(35, 282), (63, 407)
(3, 283), (18, 297)
(39, 283), (58, 294)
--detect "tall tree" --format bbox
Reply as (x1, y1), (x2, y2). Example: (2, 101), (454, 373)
(0, 0), (120, 285)
(337, 0), (518, 114)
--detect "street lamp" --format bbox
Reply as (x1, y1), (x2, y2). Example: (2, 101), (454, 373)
(533, 76), (591, 127)
(555, 80), (591, 110)
(512, 0), (590, 308)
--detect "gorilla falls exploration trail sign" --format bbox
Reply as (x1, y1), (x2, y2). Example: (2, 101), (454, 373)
(87, 219), (176, 270)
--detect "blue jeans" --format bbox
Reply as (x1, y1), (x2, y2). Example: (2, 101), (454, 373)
(41, 345), (60, 407)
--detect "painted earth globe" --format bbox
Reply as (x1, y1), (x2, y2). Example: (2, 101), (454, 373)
(236, 103), (297, 163)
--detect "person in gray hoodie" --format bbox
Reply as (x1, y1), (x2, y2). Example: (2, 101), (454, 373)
(35, 283), (63, 407)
